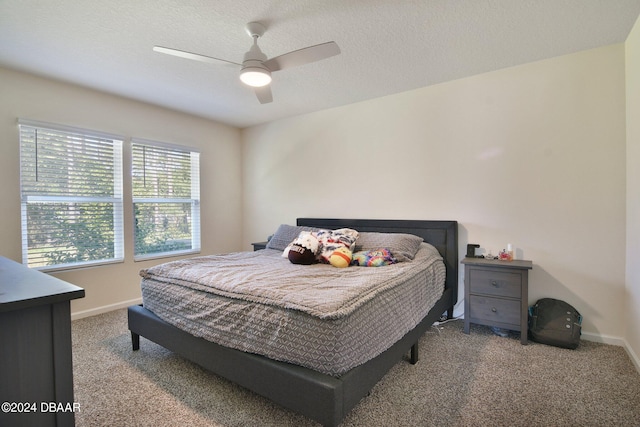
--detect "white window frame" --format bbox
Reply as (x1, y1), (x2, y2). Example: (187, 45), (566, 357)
(18, 119), (124, 271)
(131, 138), (201, 261)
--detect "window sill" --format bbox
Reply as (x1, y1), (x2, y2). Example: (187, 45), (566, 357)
(32, 258), (125, 273)
(133, 249), (201, 263)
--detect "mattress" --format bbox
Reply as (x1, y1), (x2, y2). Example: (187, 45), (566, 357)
(140, 243), (445, 376)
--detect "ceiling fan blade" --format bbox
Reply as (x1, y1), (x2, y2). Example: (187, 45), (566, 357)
(263, 41), (340, 72)
(153, 46), (241, 66)
(254, 85), (273, 104)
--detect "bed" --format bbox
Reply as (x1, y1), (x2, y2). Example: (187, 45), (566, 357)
(128, 218), (458, 426)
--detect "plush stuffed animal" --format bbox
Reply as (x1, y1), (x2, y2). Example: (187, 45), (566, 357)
(288, 244), (316, 265)
(351, 248), (397, 267)
(329, 247), (352, 268)
(287, 231), (320, 265)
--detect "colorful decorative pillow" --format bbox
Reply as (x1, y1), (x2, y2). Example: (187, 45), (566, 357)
(351, 248), (397, 267)
(354, 232), (423, 262)
(316, 228), (359, 263)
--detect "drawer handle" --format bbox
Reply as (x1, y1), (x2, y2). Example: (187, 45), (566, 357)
(491, 281), (498, 287)
(491, 307), (497, 313)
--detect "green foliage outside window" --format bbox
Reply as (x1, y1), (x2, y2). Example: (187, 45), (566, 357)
(134, 202), (192, 256)
(27, 203), (116, 265)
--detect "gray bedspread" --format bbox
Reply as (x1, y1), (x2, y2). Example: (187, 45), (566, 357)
(141, 243), (445, 376)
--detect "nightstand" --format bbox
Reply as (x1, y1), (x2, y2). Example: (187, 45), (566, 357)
(462, 257), (533, 344)
(251, 241), (268, 251)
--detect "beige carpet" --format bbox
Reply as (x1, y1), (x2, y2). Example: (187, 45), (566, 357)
(71, 309), (640, 426)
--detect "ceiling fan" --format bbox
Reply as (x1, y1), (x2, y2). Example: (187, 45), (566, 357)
(153, 22), (341, 104)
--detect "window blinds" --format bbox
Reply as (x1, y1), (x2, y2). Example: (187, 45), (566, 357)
(131, 140), (200, 259)
(19, 120), (124, 270)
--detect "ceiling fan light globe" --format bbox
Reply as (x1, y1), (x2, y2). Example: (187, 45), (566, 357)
(240, 67), (272, 87)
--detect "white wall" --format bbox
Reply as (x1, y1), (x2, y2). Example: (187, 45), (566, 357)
(626, 16), (640, 366)
(0, 67), (243, 317)
(243, 45), (627, 340)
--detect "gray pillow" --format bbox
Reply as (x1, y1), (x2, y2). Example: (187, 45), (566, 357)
(265, 224), (321, 251)
(355, 232), (423, 262)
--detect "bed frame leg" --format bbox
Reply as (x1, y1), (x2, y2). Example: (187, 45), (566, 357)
(131, 332), (140, 351)
(410, 342), (419, 364)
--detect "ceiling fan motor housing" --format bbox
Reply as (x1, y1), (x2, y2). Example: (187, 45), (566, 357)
(240, 33), (271, 87)
(240, 59), (272, 86)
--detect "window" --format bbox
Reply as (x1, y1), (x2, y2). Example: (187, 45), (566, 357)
(19, 120), (124, 270)
(132, 140), (200, 259)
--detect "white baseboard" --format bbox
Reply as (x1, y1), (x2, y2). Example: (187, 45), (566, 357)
(581, 331), (640, 374)
(622, 339), (640, 374)
(580, 331), (625, 346)
(71, 298), (142, 321)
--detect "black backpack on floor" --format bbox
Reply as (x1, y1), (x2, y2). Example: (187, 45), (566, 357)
(528, 298), (582, 349)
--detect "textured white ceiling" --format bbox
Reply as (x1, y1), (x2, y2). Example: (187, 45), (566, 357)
(1, 0), (639, 128)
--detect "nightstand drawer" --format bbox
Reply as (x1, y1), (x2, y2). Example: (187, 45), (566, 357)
(468, 269), (522, 298)
(469, 295), (520, 325)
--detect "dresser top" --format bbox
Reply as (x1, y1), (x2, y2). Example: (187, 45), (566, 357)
(461, 257), (533, 270)
(0, 256), (85, 312)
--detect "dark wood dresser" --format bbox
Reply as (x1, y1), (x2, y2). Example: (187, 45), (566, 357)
(462, 257), (533, 344)
(0, 256), (85, 427)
